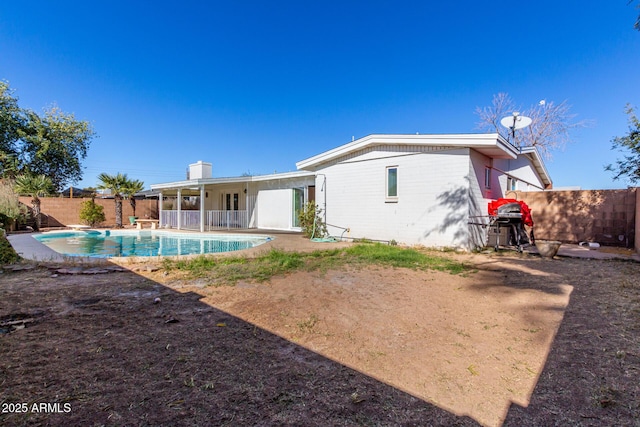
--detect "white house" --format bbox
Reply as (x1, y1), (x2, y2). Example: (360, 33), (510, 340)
(150, 133), (551, 250)
(296, 134), (550, 249)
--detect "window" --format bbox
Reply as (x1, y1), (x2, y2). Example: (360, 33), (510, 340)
(224, 193), (239, 210)
(484, 167), (491, 189)
(292, 188), (304, 228)
(508, 177), (518, 191)
(386, 167), (398, 201)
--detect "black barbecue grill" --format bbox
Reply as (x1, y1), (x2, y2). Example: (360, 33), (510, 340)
(487, 200), (534, 252)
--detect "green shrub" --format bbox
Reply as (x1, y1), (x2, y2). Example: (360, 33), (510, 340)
(0, 180), (26, 230)
(298, 201), (327, 239)
(0, 212), (11, 230)
(79, 199), (106, 227)
(0, 232), (20, 265)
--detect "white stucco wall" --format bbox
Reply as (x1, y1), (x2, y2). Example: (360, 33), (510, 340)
(249, 175), (314, 230)
(468, 149), (492, 248)
(494, 156), (546, 193)
(254, 189), (294, 230)
(315, 147), (473, 248)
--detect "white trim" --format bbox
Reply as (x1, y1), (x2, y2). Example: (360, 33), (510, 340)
(150, 170), (315, 191)
(296, 133), (519, 171)
(519, 146), (552, 188)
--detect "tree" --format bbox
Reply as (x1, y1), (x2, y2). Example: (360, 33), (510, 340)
(17, 107), (95, 191)
(475, 93), (588, 159)
(14, 174), (54, 230)
(97, 172), (137, 228)
(122, 179), (145, 218)
(0, 82), (23, 161)
(0, 83), (24, 180)
(0, 152), (20, 180)
(605, 105), (640, 184)
(0, 81), (96, 191)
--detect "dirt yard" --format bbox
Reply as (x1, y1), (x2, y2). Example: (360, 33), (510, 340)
(1, 250), (639, 426)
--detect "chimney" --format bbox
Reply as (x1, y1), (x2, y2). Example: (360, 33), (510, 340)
(188, 161), (212, 180)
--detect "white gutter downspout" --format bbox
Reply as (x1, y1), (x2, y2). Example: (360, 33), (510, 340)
(177, 189), (182, 230)
(200, 185), (205, 232)
(317, 174), (327, 225)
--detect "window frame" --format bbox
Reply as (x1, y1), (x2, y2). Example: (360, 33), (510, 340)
(386, 166), (398, 202)
(484, 167), (491, 189)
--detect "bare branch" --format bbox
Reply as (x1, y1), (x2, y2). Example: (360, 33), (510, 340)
(475, 93), (590, 159)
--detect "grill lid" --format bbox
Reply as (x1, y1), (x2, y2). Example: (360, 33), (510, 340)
(488, 198), (534, 226)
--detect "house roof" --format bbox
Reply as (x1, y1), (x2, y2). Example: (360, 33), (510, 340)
(150, 134), (552, 192)
(520, 146), (553, 189)
(295, 133), (520, 171)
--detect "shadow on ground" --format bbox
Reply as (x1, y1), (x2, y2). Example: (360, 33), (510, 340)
(502, 258), (640, 426)
(0, 267), (477, 426)
(2, 253), (639, 426)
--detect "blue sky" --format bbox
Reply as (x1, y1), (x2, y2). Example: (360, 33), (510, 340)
(1, 1), (639, 190)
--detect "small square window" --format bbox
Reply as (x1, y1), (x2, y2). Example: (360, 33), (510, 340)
(386, 167), (398, 201)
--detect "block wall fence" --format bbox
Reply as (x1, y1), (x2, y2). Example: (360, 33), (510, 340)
(18, 197), (158, 228)
(512, 188), (638, 249)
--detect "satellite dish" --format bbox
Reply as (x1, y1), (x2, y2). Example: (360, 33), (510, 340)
(500, 112), (532, 139)
(500, 114), (532, 130)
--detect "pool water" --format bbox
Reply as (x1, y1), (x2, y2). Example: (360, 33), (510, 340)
(33, 230), (272, 258)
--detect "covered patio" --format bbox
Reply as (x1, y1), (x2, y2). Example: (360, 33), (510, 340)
(150, 167), (316, 232)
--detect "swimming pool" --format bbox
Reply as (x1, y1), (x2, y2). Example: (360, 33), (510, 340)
(33, 230), (273, 258)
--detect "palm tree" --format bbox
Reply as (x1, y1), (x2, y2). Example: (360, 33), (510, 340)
(122, 179), (144, 218)
(97, 172), (131, 228)
(14, 174), (53, 230)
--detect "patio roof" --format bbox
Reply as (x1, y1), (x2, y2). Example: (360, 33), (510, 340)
(150, 170), (316, 194)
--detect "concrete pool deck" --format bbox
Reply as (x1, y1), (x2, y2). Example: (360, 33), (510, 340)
(6, 229), (639, 263)
(7, 232), (71, 262)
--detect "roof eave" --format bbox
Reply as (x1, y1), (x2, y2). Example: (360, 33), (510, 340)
(296, 133), (519, 171)
(519, 146), (553, 188)
(150, 170), (315, 190)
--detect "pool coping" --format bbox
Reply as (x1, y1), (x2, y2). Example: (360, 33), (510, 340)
(7, 232), (78, 263)
(7, 229), (353, 264)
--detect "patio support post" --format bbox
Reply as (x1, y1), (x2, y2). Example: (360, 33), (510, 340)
(158, 191), (163, 228)
(200, 185), (205, 232)
(177, 189), (182, 230)
(245, 181), (249, 228)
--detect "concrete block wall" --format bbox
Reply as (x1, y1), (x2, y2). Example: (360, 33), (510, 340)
(514, 189), (636, 247)
(18, 197), (158, 228)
